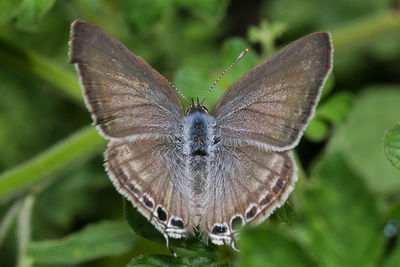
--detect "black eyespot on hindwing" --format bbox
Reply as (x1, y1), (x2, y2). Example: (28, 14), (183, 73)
(212, 224), (227, 234)
(171, 218), (184, 228)
(157, 207), (167, 222)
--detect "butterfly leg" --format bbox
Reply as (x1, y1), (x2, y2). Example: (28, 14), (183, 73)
(230, 235), (240, 252)
(163, 232), (177, 257)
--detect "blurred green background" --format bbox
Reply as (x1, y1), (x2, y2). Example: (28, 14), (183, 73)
(1, 0), (400, 266)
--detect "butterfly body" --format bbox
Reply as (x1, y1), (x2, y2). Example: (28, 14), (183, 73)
(69, 20), (333, 251)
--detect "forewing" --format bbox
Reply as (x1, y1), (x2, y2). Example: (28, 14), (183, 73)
(214, 32), (333, 151)
(69, 20), (184, 139)
(201, 145), (296, 245)
(106, 138), (191, 239)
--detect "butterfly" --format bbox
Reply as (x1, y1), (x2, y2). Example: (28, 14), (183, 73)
(69, 20), (333, 254)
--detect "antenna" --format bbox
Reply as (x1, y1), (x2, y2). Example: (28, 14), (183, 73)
(200, 48), (248, 105)
(169, 81), (191, 106)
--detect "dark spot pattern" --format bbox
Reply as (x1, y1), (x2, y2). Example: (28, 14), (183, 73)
(246, 206), (257, 220)
(142, 195), (154, 208)
(212, 225), (227, 234)
(116, 168), (128, 182)
(260, 194), (273, 206)
(272, 179), (285, 195)
(126, 183), (139, 195)
(171, 218), (184, 228)
(190, 149), (208, 156)
(157, 207), (167, 222)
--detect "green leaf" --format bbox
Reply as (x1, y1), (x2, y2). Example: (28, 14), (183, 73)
(272, 202), (297, 226)
(124, 200), (212, 254)
(240, 227), (315, 267)
(301, 152), (384, 266)
(16, 0), (56, 31)
(384, 125), (400, 170)
(27, 220), (139, 264)
(326, 87), (400, 194)
(34, 166), (109, 230)
(248, 20), (287, 58)
(304, 118), (329, 142)
(317, 91), (353, 123)
(122, 0), (168, 35)
(128, 254), (216, 267)
(0, 0), (22, 24)
(385, 247), (400, 267)
(175, 0), (229, 26)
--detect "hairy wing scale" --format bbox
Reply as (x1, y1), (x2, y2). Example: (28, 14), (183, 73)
(105, 139), (192, 238)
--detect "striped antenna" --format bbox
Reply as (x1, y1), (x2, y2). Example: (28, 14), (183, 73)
(200, 48), (248, 105)
(169, 81), (191, 106)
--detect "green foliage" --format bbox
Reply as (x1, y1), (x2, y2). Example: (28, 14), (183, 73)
(0, 126), (105, 200)
(128, 254), (216, 267)
(326, 88), (400, 194)
(1, 0), (400, 266)
(27, 220), (140, 264)
(248, 20), (287, 58)
(301, 153), (384, 266)
(0, 0), (23, 24)
(384, 125), (400, 170)
(16, 0), (57, 31)
(0, 0), (56, 30)
(240, 227), (315, 267)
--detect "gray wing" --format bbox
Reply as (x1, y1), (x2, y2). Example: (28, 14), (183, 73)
(105, 138), (192, 239)
(200, 144), (297, 246)
(214, 32), (333, 151)
(69, 20), (184, 139)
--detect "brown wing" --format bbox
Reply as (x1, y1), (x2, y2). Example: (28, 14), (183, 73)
(200, 145), (296, 246)
(105, 138), (192, 239)
(214, 32), (333, 151)
(69, 20), (184, 139)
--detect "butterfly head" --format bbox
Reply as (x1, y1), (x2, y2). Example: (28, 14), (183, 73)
(187, 97), (208, 115)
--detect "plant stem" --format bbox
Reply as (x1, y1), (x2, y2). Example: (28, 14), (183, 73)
(0, 199), (22, 246)
(0, 37), (82, 103)
(16, 195), (34, 267)
(0, 126), (106, 201)
(332, 11), (400, 52)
